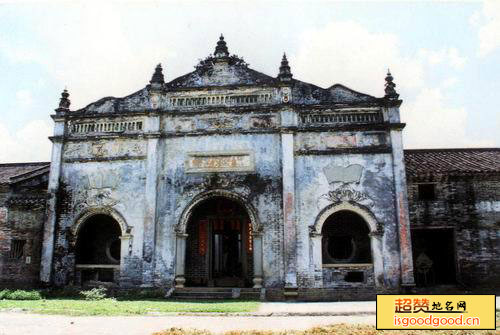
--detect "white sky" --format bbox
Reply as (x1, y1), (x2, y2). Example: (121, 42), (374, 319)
(0, 0), (499, 162)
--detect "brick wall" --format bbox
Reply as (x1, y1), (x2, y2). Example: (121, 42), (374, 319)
(408, 174), (500, 289)
(0, 189), (46, 287)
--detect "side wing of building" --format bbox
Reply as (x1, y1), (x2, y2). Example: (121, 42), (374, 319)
(0, 163), (49, 287)
(405, 148), (500, 290)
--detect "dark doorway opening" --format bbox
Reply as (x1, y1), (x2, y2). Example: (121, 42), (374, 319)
(75, 214), (121, 284)
(321, 210), (371, 264)
(411, 228), (456, 286)
(185, 196), (253, 287)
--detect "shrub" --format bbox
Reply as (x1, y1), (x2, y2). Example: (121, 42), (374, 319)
(0, 289), (42, 300)
(80, 287), (108, 301)
(40, 287), (81, 299)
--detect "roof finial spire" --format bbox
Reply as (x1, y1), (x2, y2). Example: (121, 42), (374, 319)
(214, 34), (229, 58)
(150, 63), (165, 86)
(384, 68), (399, 100)
(278, 52), (293, 82)
(57, 88), (70, 112)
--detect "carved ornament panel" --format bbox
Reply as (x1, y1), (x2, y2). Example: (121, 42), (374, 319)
(63, 140), (147, 162)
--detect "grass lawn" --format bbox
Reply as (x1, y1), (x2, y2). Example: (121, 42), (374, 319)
(0, 298), (260, 316)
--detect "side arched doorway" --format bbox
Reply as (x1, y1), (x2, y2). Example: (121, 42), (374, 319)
(311, 202), (384, 288)
(321, 211), (372, 265)
(184, 196), (254, 287)
(75, 214), (122, 284)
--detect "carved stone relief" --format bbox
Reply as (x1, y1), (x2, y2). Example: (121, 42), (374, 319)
(205, 117), (237, 129)
(195, 115), (240, 131)
(324, 134), (357, 148)
(173, 118), (194, 132)
(281, 87), (291, 103)
(250, 115), (276, 129)
(63, 140), (146, 161)
(199, 175), (251, 196)
(73, 172), (120, 212)
(319, 164), (373, 208)
(319, 184), (371, 204)
(297, 132), (387, 151)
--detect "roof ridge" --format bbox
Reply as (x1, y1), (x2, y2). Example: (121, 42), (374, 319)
(0, 162), (50, 167)
(9, 164), (50, 182)
(404, 148), (500, 153)
(328, 83), (377, 99)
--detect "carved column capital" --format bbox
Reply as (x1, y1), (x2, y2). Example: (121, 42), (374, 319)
(369, 230), (384, 239)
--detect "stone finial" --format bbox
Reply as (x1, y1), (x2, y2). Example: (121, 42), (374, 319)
(214, 34), (229, 58)
(150, 63), (165, 85)
(58, 89), (70, 110)
(384, 69), (399, 100)
(278, 53), (293, 82)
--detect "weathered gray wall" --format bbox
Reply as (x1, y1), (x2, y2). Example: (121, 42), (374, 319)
(52, 155), (147, 286)
(154, 131), (284, 287)
(408, 175), (500, 289)
(294, 140), (402, 289)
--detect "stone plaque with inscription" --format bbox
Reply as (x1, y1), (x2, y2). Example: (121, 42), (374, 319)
(186, 151), (255, 173)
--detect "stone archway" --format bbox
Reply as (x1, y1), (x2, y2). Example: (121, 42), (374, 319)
(175, 190), (263, 288)
(310, 201), (384, 287)
(72, 207), (131, 285)
(72, 207), (130, 238)
(177, 190), (262, 234)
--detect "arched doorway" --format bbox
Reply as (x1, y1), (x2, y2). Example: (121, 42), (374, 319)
(311, 202), (384, 287)
(185, 196), (254, 287)
(75, 214), (122, 284)
(320, 210), (373, 285)
(321, 211), (372, 265)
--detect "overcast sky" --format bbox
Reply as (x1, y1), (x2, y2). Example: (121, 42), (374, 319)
(0, 0), (499, 163)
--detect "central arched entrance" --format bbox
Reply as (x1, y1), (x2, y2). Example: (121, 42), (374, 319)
(185, 196), (254, 287)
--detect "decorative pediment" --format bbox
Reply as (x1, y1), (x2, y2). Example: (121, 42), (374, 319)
(71, 37), (386, 115)
(328, 84), (377, 103)
(167, 60), (276, 88)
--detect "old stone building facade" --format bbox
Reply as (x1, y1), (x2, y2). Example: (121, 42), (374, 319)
(405, 149), (500, 289)
(0, 37), (498, 299)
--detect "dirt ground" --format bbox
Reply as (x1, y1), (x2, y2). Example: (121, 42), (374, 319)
(0, 312), (375, 335)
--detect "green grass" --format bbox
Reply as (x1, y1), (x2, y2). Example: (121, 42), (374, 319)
(0, 298), (260, 316)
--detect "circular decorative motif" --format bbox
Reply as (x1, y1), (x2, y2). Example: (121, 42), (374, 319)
(281, 87), (291, 103)
(105, 237), (121, 264)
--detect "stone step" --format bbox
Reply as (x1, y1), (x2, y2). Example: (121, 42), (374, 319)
(175, 287), (235, 292)
(172, 287), (261, 300)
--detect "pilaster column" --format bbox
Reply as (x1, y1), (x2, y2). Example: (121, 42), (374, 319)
(174, 233), (188, 288)
(390, 129), (415, 286)
(369, 231), (385, 287)
(40, 116), (65, 284)
(281, 130), (297, 288)
(119, 234), (132, 283)
(310, 232), (323, 287)
(142, 115), (160, 286)
(252, 232), (263, 288)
